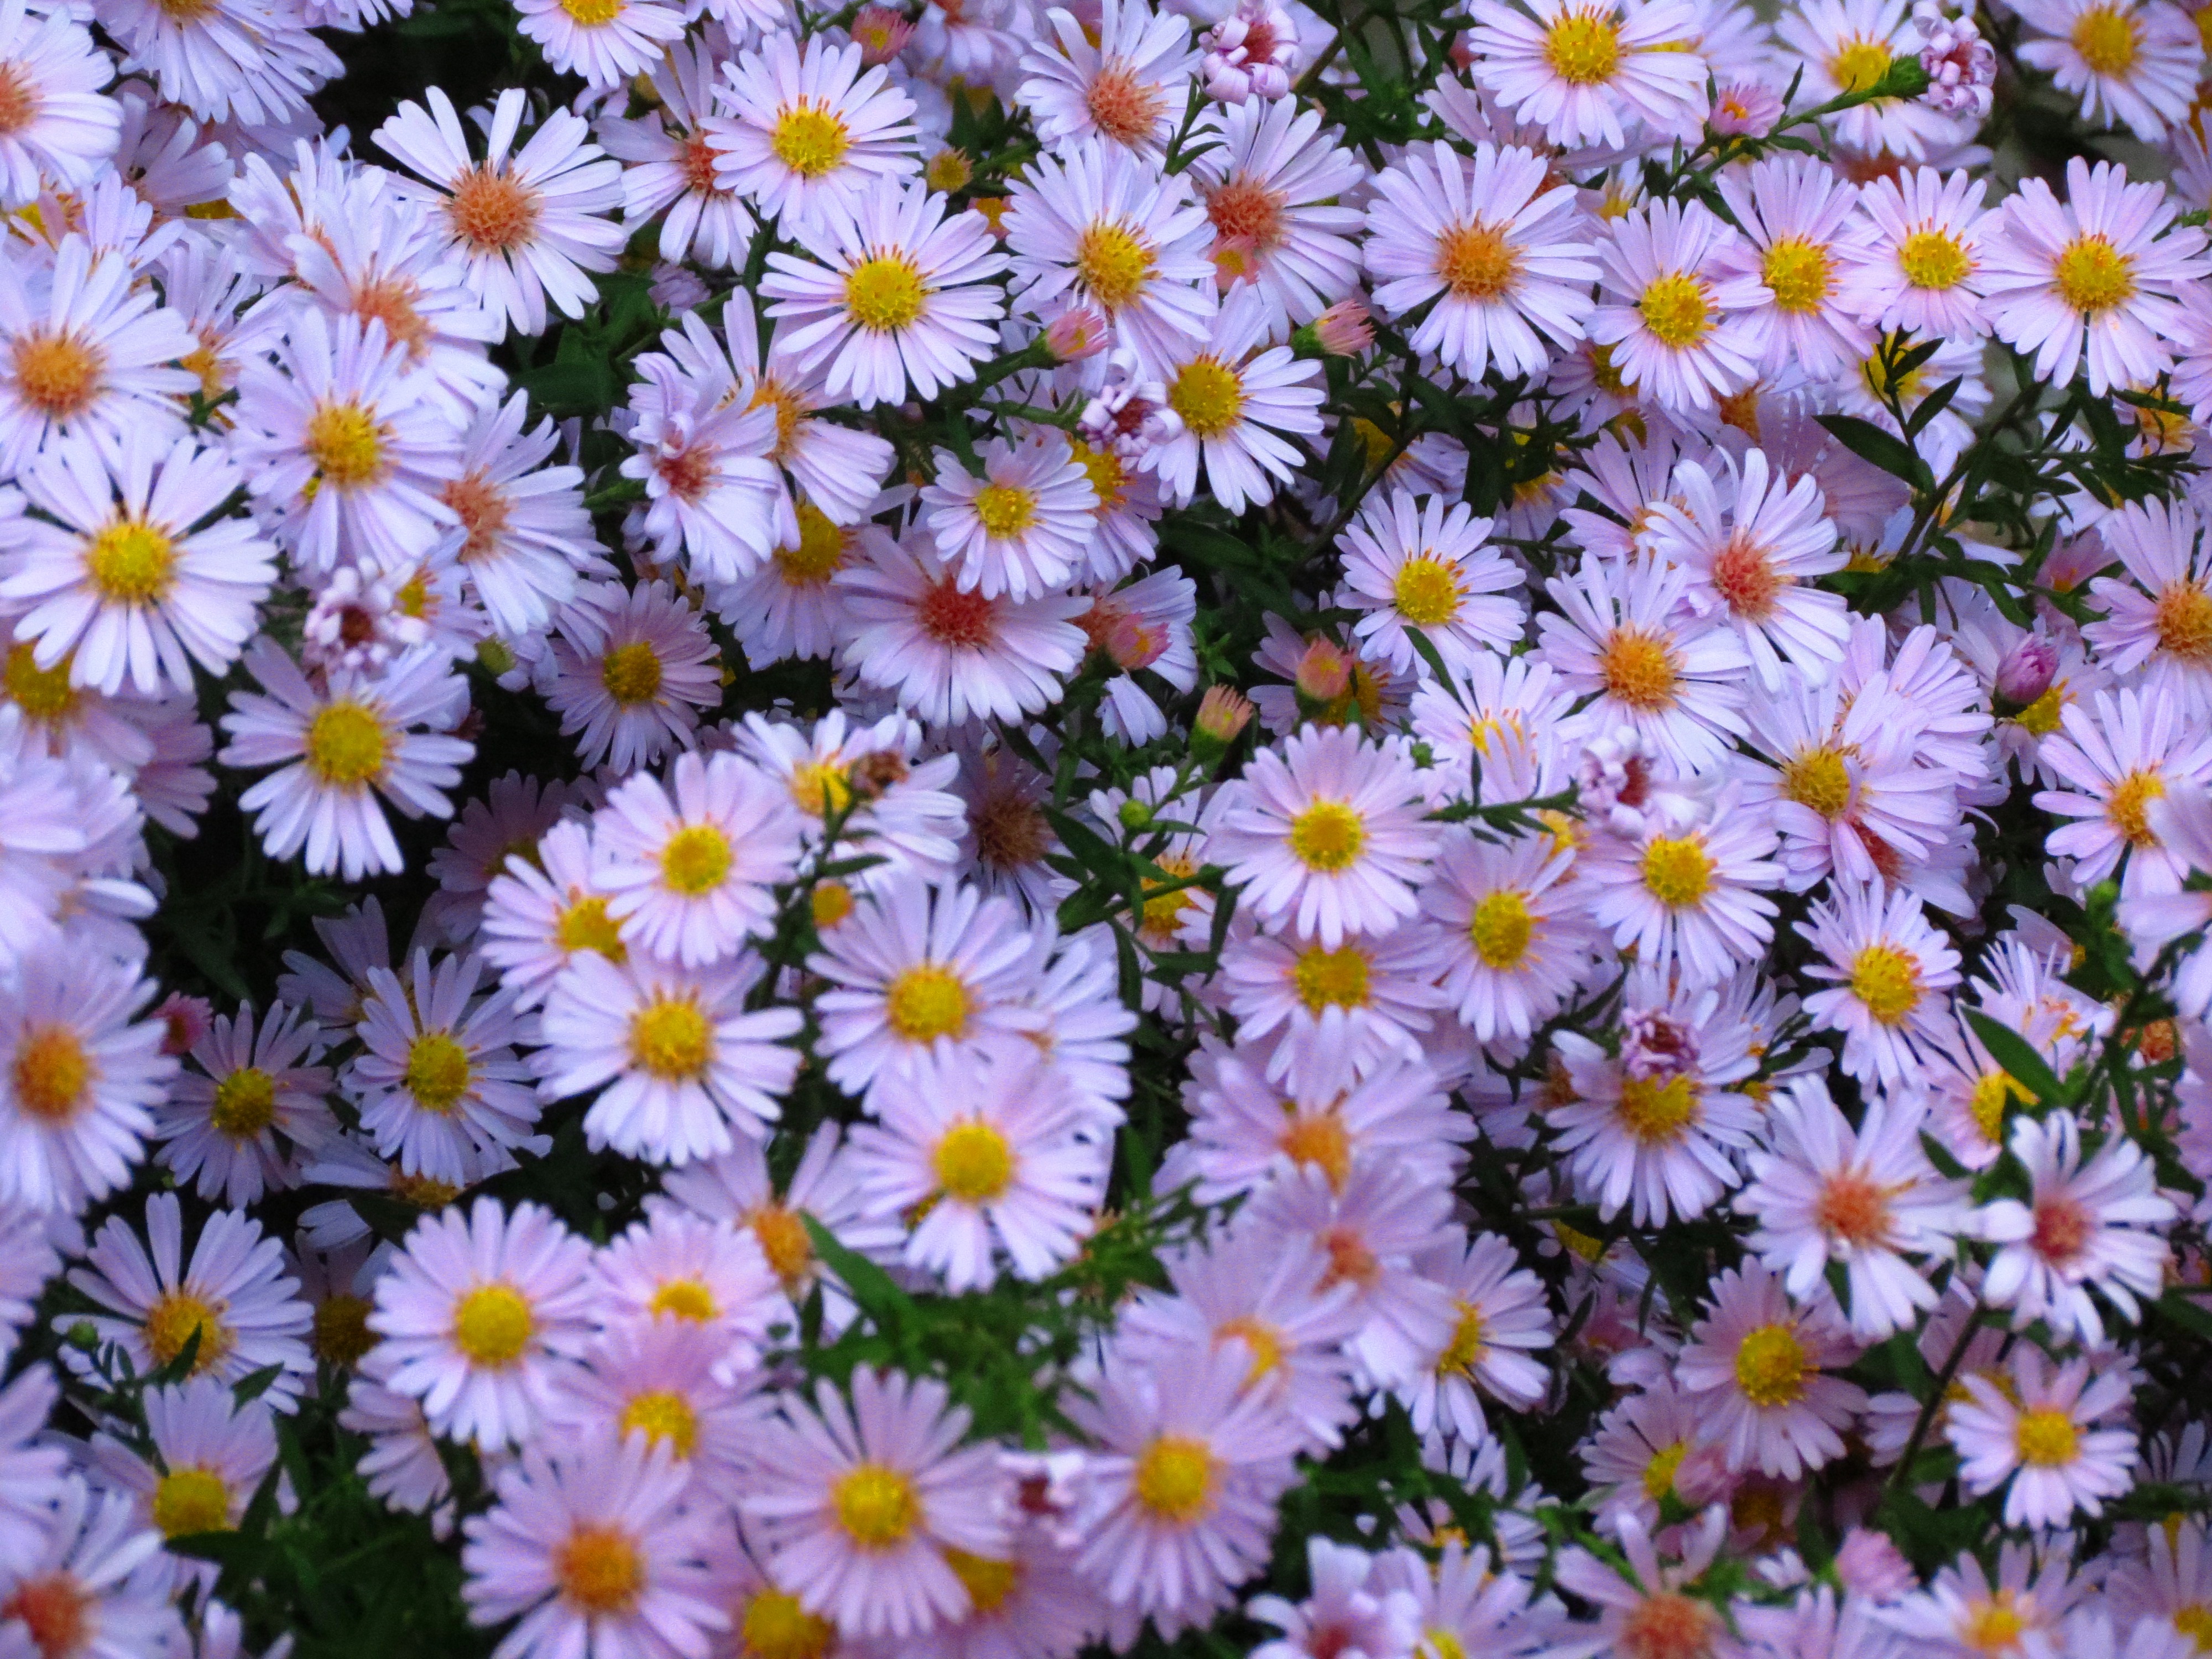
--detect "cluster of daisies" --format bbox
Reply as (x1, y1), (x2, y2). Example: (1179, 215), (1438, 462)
(5, 0), (2212, 1648)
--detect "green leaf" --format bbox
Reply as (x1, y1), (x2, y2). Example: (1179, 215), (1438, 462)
(1962, 1008), (2066, 1107)
(1815, 413), (1932, 489)
(801, 1213), (915, 1333)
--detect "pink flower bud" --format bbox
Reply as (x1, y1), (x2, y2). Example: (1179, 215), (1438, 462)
(1044, 304), (1110, 363)
(155, 992), (213, 1057)
(1105, 612), (1167, 671)
(851, 5), (914, 64)
(1293, 638), (1353, 711)
(1709, 82), (1781, 137)
(1191, 685), (1255, 765)
(1834, 1528), (1916, 1604)
(1994, 634), (2059, 711)
(1313, 299), (1374, 356)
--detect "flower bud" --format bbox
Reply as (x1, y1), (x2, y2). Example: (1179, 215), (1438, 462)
(66, 1321), (97, 1352)
(1993, 634), (2058, 714)
(155, 992), (212, 1057)
(1292, 638), (1353, 718)
(1118, 798), (1154, 832)
(851, 4), (914, 64)
(1191, 685), (1254, 767)
(1293, 298), (1374, 358)
(924, 149), (974, 193)
(1045, 304), (1110, 364)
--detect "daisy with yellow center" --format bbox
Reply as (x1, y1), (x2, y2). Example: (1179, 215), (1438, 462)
(1145, 286), (1325, 517)
(1800, 879), (1961, 1089)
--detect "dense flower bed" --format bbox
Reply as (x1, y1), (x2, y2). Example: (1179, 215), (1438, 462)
(4, 0), (2212, 1653)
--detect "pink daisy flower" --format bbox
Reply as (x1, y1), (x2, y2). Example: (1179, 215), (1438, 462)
(1675, 1260), (1866, 1479)
(1948, 1347), (2139, 1528)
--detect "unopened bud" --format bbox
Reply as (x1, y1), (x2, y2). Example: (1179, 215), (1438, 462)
(924, 149), (973, 193)
(1312, 299), (1373, 357)
(476, 637), (517, 676)
(1045, 304), (1110, 364)
(1118, 799), (1154, 832)
(66, 1321), (97, 1352)
(1993, 634), (2058, 714)
(155, 992), (212, 1057)
(1292, 638), (1353, 717)
(851, 4), (914, 64)
(1191, 685), (1255, 767)
(1104, 612), (1166, 672)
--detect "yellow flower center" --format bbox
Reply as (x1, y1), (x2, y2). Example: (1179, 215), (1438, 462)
(973, 482), (1038, 539)
(151, 1469), (230, 1538)
(1640, 836), (1713, 907)
(2072, 3), (2139, 72)
(1829, 38), (1892, 92)
(555, 895), (625, 961)
(1642, 1438), (1690, 1501)
(2172, 1605), (2212, 1651)
(2016, 682), (2067, 736)
(559, 0), (622, 23)
(740, 1590), (837, 1659)
(777, 503), (848, 586)
(1899, 228), (1971, 290)
(1599, 628), (1677, 709)
(1286, 799), (1365, 871)
(933, 1119), (1016, 1202)
(555, 1525), (644, 1615)
(209, 1067), (278, 1138)
(649, 1279), (717, 1322)
(13, 332), (101, 418)
(2053, 235), (2136, 316)
(1781, 747), (1852, 819)
(1435, 222), (1520, 299)
(943, 1548), (1019, 1617)
(660, 824), (733, 895)
(1133, 1434), (1215, 1524)
(13, 1025), (90, 1121)
(1469, 889), (1533, 969)
(1637, 274), (1710, 348)
(832, 1463), (919, 1548)
(752, 1204), (813, 1287)
(1279, 1109), (1352, 1189)
(813, 880), (855, 930)
(1616, 1072), (1697, 1142)
(403, 1031), (472, 1113)
(1849, 944), (1922, 1024)
(1734, 1322), (1810, 1407)
(1543, 9), (1621, 81)
(2109, 768), (2166, 847)
(2015, 1407), (2080, 1467)
(1436, 1300), (1486, 1378)
(144, 1290), (233, 1373)
(85, 520), (176, 605)
(450, 168), (540, 251)
(2157, 583), (2212, 660)
(885, 963), (972, 1043)
(599, 640), (663, 705)
(1762, 238), (1832, 314)
(787, 759), (853, 818)
(630, 997), (712, 1079)
(1292, 943), (1370, 1012)
(304, 403), (384, 489)
(1167, 358), (1244, 440)
(1392, 556), (1462, 625)
(844, 255), (927, 331)
(618, 1389), (699, 1457)
(1966, 1597), (2026, 1652)
(312, 1292), (377, 1366)
(1075, 222), (1155, 310)
(3, 642), (74, 720)
(769, 106), (852, 179)
(1969, 1070), (2022, 1141)
(451, 1283), (534, 1367)
(304, 700), (389, 789)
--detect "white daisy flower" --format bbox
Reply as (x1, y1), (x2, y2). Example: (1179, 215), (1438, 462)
(1948, 1348), (2139, 1528)
(922, 432), (1099, 602)
(1145, 285), (1326, 514)
(1018, 0), (1197, 156)
(1191, 96), (1365, 338)
(1469, 0), (1710, 149)
(0, 0), (121, 207)
(1420, 826), (1594, 1045)
(1399, 1231), (1554, 1441)
(513, 0), (685, 90)
(440, 390), (599, 639)
(711, 31), (921, 236)
(1336, 489), (1524, 677)
(2033, 685), (2212, 900)
(1676, 1261), (1866, 1479)
(1798, 878), (1961, 1088)
(153, 1001), (332, 1209)
(1837, 164), (2000, 337)
(1, 429), (275, 697)
(2014, 0), (2200, 140)
(544, 578), (723, 774)
(1589, 198), (1765, 414)
(99, 0), (340, 127)
(595, 36), (754, 270)
(1584, 782), (1782, 989)
(1774, 0), (1967, 161)
(1710, 154), (1875, 382)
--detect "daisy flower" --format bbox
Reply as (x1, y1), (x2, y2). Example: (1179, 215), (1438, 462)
(1549, 1014), (1763, 1225)
(2083, 495), (2212, 711)
(462, 1436), (728, 1659)
(1979, 1109), (2176, 1345)
(1775, 0), (1963, 159)
(1362, 140), (1598, 385)
(1739, 1077), (1967, 1340)
(440, 390), (598, 639)
(1947, 1348), (2138, 1528)
(1798, 879), (1962, 1088)
(481, 819), (626, 1011)
(1675, 1261), (1866, 1479)
(1249, 1539), (1420, 1659)
(1337, 492), (1522, 679)
(2, 429), (275, 697)
(0, 1), (120, 208)
(544, 580), (722, 774)
(1837, 164), (2000, 337)
(374, 87), (626, 336)
(833, 531), (1090, 728)
(2033, 685), (2212, 899)
(1064, 1338), (1301, 1625)
(1981, 156), (2210, 398)
(67, 1192), (312, 1409)
(1554, 1512), (1733, 1659)
(1004, 136), (1217, 377)
(513, 0), (684, 90)
(1211, 725), (1439, 949)
(346, 950), (539, 1185)
(1468, 0), (1710, 149)
(760, 179), (1008, 410)
(536, 952), (802, 1165)
(596, 750), (804, 968)
(2015, 0), (2199, 140)
(1537, 551), (1749, 769)
(1399, 1232), (1553, 1442)
(153, 1001), (331, 1208)
(544, 1321), (758, 1501)
(1710, 154), (1875, 382)
(1419, 826), (1594, 1045)
(1585, 783), (1782, 987)
(619, 350), (786, 583)
(744, 1369), (1010, 1639)
(96, 0), (337, 128)
(101, 1378), (280, 1551)
(591, 1205), (786, 1378)
(712, 32), (919, 235)
(720, 507), (869, 669)
(219, 641), (472, 881)
(0, 235), (192, 476)
(1018, 0), (1194, 155)
(808, 871), (1047, 1102)
(1145, 285), (1326, 514)
(0, 1476), (182, 1659)
(228, 309), (461, 576)
(0, 946), (170, 1215)
(1190, 95), (1365, 336)
(851, 1041), (1107, 1291)
(1589, 198), (1765, 413)
(1644, 446), (1850, 688)
(1219, 921), (1448, 1097)
(367, 1197), (599, 1448)
(596, 38), (753, 270)
(921, 433), (1098, 601)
